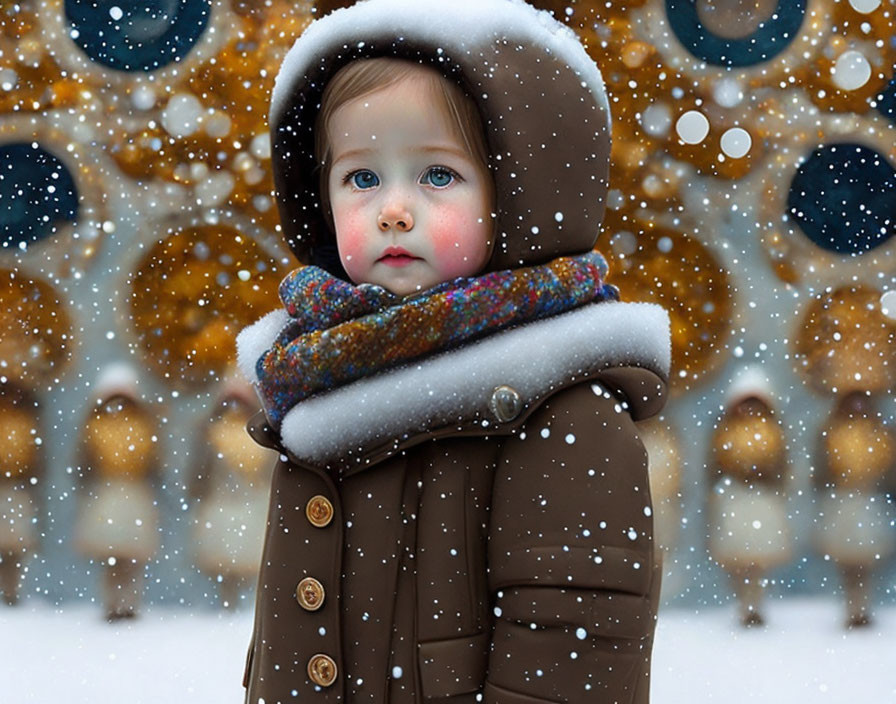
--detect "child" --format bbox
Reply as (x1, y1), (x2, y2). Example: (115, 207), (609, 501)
(237, 1), (670, 702)
(191, 376), (276, 609)
(75, 363), (160, 621)
(707, 368), (792, 627)
(815, 391), (896, 628)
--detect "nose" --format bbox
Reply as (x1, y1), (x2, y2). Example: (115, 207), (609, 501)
(377, 201), (414, 232)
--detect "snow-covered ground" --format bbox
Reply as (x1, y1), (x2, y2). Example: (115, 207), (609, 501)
(652, 599), (895, 702)
(3, 597), (894, 703)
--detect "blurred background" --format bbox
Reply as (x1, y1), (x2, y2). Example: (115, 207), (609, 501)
(1, 0), (895, 663)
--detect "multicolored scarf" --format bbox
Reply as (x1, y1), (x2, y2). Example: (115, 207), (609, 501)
(255, 252), (618, 427)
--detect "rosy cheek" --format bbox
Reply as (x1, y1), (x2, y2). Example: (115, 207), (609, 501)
(333, 206), (368, 281)
(428, 204), (489, 276)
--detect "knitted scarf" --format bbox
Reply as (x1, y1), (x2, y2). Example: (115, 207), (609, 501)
(255, 251), (618, 427)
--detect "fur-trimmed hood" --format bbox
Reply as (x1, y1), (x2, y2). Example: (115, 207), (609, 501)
(242, 0), (672, 466)
(269, 0), (611, 271)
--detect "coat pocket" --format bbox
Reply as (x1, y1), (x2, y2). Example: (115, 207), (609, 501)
(418, 632), (489, 700)
(498, 586), (653, 641)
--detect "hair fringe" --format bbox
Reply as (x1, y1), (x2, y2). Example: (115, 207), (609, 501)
(314, 58), (490, 231)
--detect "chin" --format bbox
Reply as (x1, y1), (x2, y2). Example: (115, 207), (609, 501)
(385, 279), (428, 296)
(387, 284), (421, 296)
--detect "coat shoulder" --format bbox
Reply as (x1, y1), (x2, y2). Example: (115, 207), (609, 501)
(591, 366), (667, 421)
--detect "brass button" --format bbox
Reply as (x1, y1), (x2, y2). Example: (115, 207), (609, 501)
(489, 385), (523, 423)
(307, 653), (338, 687)
(296, 577), (325, 611)
(305, 495), (334, 528)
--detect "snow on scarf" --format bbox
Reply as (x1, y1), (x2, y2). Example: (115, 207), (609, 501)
(254, 251), (618, 427)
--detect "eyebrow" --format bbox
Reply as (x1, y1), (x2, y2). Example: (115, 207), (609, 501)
(331, 148), (373, 166)
(331, 144), (471, 167)
(418, 145), (471, 160)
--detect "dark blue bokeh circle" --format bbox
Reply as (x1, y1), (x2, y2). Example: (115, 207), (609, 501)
(64, 0), (212, 73)
(787, 143), (895, 255)
(665, 0), (807, 68)
(875, 75), (896, 127)
(1, 143), (79, 250)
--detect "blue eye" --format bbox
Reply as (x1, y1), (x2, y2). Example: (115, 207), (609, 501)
(423, 167), (456, 188)
(350, 170), (379, 189)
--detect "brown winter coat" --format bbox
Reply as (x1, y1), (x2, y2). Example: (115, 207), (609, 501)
(243, 364), (666, 704)
(240, 1), (671, 702)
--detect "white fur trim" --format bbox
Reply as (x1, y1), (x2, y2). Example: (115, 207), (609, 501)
(272, 302), (669, 463)
(271, 0), (607, 126)
(236, 309), (291, 383)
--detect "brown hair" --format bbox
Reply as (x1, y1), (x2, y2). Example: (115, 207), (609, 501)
(314, 58), (491, 223)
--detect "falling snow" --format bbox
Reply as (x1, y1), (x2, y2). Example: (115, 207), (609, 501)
(1, 0), (895, 701)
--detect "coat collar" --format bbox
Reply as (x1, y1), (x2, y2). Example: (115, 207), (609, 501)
(240, 301), (670, 471)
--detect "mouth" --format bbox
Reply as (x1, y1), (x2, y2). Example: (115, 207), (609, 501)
(377, 247), (421, 267)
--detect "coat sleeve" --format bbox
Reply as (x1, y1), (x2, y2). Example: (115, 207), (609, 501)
(484, 371), (663, 704)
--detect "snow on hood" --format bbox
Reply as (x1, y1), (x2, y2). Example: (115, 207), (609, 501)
(271, 0), (607, 124)
(724, 364), (778, 409)
(92, 361), (143, 404)
(269, 0), (611, 272)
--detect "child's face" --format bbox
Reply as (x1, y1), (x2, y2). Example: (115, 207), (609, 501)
(327, 68), (493, 296)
